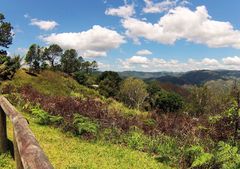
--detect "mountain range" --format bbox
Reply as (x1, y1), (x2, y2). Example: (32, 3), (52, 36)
(119, 70), (240, 85)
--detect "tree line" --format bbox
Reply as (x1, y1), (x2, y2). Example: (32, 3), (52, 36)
(25, 44), (98, 75)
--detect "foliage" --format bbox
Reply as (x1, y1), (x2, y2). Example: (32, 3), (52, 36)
(154, 90), (184, 113)
(0, 54), (20, 80)
(74, 71), (87, 85)
(42, 44), (63, 68)
(98, 71), (122, 98)
(107, 99), (146, 116)
(31, 107), (63, 125)
(187, 81), (232, 116)
(0, 154), (14, 169)
(60, 49), (79, 74)
(0, 13), (13, 51)
(2, 69), (100, 97)
(119, 77), (148, 109)
(214, 141), (240, 169)
(73, 114), (99, 136)
(25, 44), (43, 73)
(184, 145), (213, 168)
(123, 127), (148, 151)
(3, 113), (170, 169)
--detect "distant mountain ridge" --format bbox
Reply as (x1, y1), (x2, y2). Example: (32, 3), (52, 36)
(119, 71), (182, 79)
(119, 70), (240, 85)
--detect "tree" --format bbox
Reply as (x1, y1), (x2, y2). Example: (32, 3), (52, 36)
(43, 44), (63, 68)
(98, 71), (122, 98)
(0, 13), (13, 54)
(187, 86), (209, 116)
(0, 54), (20, 80)
(0, 13), (20, 80)
(61, 49), (79, 74)
(25, 44), (43, 73)
(74, 71), (87, 85)
(154, 90), (184, 113)
(90, 61), (98, 73)
(119, 77), (148, 109)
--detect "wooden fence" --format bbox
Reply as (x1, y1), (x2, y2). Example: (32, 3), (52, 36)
(0, 96), (53, 169)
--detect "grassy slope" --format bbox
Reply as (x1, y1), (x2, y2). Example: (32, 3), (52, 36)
(2, 69), (100, 97)
(0, 70), (171, 168)
(3, 113), (170, 169)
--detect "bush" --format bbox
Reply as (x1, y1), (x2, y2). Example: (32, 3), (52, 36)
(73, 114), (99, 136)
(154, 90), (184, 113)
(184, 145), (213, 168)
(31, 107), (63, 125)
(214, 141), (240, 169)
(123, 127), (148, 151)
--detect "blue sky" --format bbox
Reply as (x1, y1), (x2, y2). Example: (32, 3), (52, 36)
(1, 0), (240, 72)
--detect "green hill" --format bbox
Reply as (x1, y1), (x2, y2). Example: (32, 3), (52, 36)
(0, 69), (171, 169)
(1, 69), (100, 97)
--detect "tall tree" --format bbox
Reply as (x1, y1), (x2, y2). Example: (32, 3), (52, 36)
(43, 44), (63, 68)
(119, 77), (148, 109)
(0, 13), (13, 54)
(61, 49), (79, 74)
(25, 44), (42, 73)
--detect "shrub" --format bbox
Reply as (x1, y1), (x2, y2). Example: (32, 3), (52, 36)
(31, 107), (63, 125)
(184, 145), (213, 168)
(123, 127), (148, 151)
(214, 141), (240, 169)
(154, 90), (184, 113)
(153, 135), (180, 165)
(73, 114), (99, 136)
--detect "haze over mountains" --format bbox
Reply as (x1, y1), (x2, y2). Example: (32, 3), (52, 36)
(119, 70), (240, 85)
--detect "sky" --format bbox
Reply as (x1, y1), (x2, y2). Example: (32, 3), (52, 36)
(1, 0), (240, 72)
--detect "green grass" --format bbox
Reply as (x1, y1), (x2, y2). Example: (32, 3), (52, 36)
(2, 113), (171, 169)
(2, 69), (100, 97)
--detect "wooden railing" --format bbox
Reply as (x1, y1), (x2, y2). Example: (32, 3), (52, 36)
(0, 96), (53, 169)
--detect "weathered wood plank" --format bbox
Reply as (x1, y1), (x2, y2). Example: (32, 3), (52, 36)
(0, 96), (54, 169)
(0, 106), (7, 153)
(13, 128), (24, 169)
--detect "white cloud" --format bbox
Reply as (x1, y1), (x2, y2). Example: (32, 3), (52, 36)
(143, 0), (190, 14)
(222, 56), (240, 65)
(136, 49), (152, 55)
(128, 56), (149, 64)
(143, 0), (176, 13)
(105, 4), (135, 18)
(30, 18), (58, 31)
(118, 56), (240, 71)
(201, 58), (219, 66)
(41, 25), (125, 58)
(122, 6), (240, 49)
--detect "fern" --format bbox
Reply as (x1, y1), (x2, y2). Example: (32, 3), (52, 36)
(31, 107), (63, 125)
(73, 114), (99, 135)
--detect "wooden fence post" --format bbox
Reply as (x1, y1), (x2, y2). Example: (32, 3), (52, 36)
(0, 107), (7, 153)
(13, 128), (23, 169)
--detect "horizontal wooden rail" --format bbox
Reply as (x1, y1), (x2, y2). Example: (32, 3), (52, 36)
(0, 96), (53, 169)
